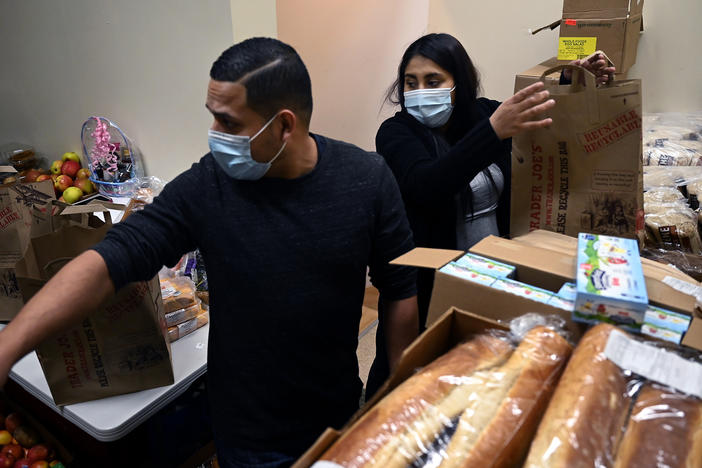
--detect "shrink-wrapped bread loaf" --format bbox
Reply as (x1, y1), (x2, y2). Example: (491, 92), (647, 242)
(317, 326), (572, 468)
(613, 384), (702, 468)
(524, 324), (632, 468)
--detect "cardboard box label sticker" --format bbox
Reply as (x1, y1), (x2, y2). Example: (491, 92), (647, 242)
(558, 37), (597, 60)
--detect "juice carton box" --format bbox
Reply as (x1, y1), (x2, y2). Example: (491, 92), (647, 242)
(438, 262), (497, 287)
(574, 233), (648, 329)
(491, 278), (554, 304)
(454, 253), (516, 279)
(643, 305), (691, 335)
(557, 283), (577, 301)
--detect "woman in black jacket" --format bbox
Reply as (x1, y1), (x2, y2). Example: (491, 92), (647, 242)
(366, 33), (612, 396)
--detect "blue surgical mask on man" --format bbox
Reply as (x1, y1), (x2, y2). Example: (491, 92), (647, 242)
(208, 113), (287, 180)
(404, 87), (455, 128)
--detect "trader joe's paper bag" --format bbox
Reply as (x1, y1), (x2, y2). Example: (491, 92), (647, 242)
(15, 204), (173, 405)
(511, 65), (643, 239)
(0, 179), (55, 319)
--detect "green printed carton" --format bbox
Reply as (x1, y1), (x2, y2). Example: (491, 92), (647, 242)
(574, 233), (648, 331)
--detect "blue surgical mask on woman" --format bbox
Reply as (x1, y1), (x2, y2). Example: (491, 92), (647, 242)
(208, 113), (287, 180)
(404, 87), (455, 128)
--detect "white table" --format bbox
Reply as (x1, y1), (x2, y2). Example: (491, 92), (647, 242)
(0, 323), (208, 442)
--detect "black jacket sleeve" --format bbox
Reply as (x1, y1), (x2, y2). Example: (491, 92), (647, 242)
(91, 170), (198, 290)
(367, 161), (417, 301)
(375, 104), (506, 209)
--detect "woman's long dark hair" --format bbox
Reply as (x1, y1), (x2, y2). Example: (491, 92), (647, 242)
(385, 33), (481, 144)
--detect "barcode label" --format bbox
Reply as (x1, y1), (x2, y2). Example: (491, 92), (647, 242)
(663, 276), (702, 302)
(604, 330), (702, 398)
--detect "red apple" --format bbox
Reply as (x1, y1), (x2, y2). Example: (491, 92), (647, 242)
(60, 160), (80, 178)
(24, 170), (41, 183)
(35, 175), (51, 182)
(5, 413), (23, 432)
(53, 175), (72, 193)
(75, 168), (90, 180)
(26, 446), (48, 463)
(0, 430), (12, 445)
(49, 174), (59, 183)
(49, 160), (63, 175)
(0, 447), (22, 460)
(0, 454), (14, 468)
(73, 177), (95, 195)
(29, 462), (47, 468)
(13, 459), (31, 468)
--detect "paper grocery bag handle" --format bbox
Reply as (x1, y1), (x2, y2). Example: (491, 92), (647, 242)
(42, 257), (74, 277)
(539, 64), (600, 125)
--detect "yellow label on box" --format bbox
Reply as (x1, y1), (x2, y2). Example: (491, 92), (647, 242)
(558, 37), (597, 60)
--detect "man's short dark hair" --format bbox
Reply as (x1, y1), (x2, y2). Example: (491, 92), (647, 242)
(210, 37), (313, 125)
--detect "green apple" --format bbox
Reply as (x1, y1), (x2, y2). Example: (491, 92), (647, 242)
(62, 152), (81, 162)
(50, 160), (63, 175)
(62, 186), (83, 204)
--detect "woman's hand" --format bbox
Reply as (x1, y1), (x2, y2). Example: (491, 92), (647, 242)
(489, 82), (555, 140)
(564, 52), (616, 86)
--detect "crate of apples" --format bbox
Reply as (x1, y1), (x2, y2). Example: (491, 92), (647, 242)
(47, 152), (96, 205)
(0, 410), (66, 468)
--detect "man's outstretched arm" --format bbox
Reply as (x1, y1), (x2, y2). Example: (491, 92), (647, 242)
(0, 250), (114, 387)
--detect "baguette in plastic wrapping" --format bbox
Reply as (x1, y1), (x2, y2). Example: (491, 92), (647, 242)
(613, 383), (702, 468)
(317, 326), (571, 468)
(524, 324), (632, 468)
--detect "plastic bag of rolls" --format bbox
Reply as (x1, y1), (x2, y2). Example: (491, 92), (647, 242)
(313, 320), (572, 468)
(643, 112), (702, 167)
(644, 203), (702, 254)
(524, 323), (702, 468)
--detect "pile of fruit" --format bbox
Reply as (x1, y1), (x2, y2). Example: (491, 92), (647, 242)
(46, 152), (96, 204)
(0, 410), (66, 468)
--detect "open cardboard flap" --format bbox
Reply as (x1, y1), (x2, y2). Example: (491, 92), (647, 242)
(390, 247), (463, 269)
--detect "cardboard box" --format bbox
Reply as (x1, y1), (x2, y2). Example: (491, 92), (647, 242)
(533, 0), (643, 73)
(514, 57), (562, 93)
(574, 233), (648, 328)
(292, 307), (509, 468)
(391, 247), (585, 339)
(511, 230), (697, 314)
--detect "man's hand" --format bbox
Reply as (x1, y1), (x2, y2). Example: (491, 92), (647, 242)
(564, 52), (616, 86)
(489, 82), (555, 140)
(0, 251), (114, 390)
(384, 296), (419, 372)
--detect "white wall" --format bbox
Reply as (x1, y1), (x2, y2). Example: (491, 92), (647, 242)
(628, 0), (702, 112)
(231, 0), (277, 42)
(277, 0), (430, 151)
(429, 0), (565, 102)
(429, 0), (702, 112)
(0, 0), (233, 182)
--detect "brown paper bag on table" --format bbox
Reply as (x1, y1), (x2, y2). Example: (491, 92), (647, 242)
(510, 64), (643, 239)
(0, 179), (55, 320)
(14, 203), (174, 405)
